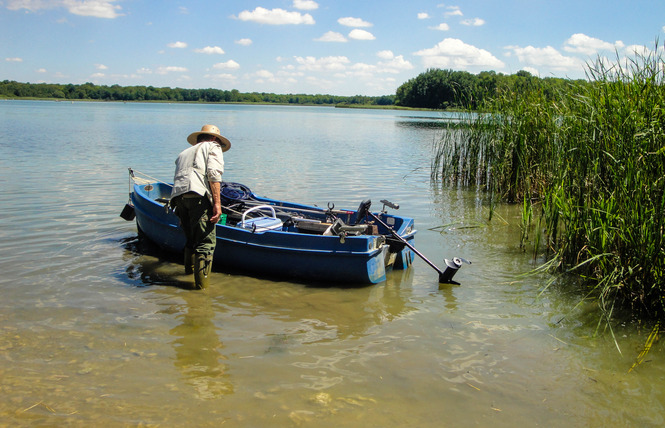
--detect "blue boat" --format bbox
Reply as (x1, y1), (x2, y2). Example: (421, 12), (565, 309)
(126, 179), (416, 284)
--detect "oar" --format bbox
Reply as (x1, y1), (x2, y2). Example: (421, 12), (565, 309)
(362, 203), (470, 284)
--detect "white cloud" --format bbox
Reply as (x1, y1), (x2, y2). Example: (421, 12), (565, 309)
(5, 57), (23, 62)
(136, 67), (152, 74)
(315, 31), (347, 42)
(94, 63), (107, 70)
(506, 45), (580, 71)
(377, 50), (394, 60)
(415, 38), (505, 69)
(194, 46), (225, 55)
(236, 7), (315, 25)
(347, 63), (376, 77)
(67, 0), (123, 18)
(461, 18), (485, 26)
(213, 60), (240, 70)
(445, 6), (463, 17)
(206, 73), (237, 81)
(254, 69), (278, 84)
(563, 33), (624, 56)
(256, 70), (274, 79)
(293, 0), (318, 10)
(13, 0), (127, 19)
(623, 44), (651, 56)
(168, 41), (187, 49)
(90, 72), (105, 78)
(338, 17), (372, 27)
(235, 38), (252, 46)
(378, 55), (414, 73)
(522, 67), (540, 77)
(430, 23), (450, 31)
(348, 29), (375, 41)
(36, 68), (47, 73)
(295, 56), (350, 72)
(156, 66), (188, 74)
(418, 12), (429, 19)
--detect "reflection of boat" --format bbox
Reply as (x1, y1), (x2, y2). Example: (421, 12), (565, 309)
(126, 179), (416, 284)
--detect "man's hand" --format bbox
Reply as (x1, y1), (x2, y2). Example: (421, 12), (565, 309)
(209, 181), (222, 223)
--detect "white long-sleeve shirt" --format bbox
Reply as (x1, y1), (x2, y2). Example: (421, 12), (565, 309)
(171, 141), (224, 203)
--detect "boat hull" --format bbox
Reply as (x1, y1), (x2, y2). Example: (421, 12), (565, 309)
(131, 182), (415, 284)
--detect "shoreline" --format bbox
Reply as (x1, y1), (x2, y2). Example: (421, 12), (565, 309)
(0, 97), (452, 112)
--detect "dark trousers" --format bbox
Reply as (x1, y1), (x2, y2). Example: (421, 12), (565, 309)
(173, 195), (216, 258)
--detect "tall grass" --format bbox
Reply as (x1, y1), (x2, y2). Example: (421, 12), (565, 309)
(432, 44), (665, 320)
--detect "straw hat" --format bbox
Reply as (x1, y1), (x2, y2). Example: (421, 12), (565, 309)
(187, 124), (231, 152)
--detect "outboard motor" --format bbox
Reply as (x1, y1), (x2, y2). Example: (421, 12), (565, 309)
(439, 257), (472, 285)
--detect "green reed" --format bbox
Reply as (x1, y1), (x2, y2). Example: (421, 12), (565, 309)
(432, 44), (665, 320)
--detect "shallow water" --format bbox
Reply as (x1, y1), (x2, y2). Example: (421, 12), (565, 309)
(0, 100), (663, 427)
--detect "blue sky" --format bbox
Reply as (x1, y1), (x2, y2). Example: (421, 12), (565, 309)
(2, 0), (664, 96)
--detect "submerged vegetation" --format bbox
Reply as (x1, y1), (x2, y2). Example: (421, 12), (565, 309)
(432, 45), (665, 322)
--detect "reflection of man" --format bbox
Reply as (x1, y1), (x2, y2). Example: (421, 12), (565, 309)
(171, 292), (233, 399)
(170, 124), (231, 289)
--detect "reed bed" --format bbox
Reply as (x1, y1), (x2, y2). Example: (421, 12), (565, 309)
(432, 46), (665, 320)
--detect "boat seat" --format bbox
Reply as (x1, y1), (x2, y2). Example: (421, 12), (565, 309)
(239, 205), (283, 232)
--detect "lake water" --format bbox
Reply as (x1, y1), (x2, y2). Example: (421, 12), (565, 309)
(0, 100), (663, 427)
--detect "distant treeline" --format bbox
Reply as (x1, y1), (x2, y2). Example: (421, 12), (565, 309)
(2, 70), (585, 109)
(0, 80), (395, 106)
(395, 69), (587, 110)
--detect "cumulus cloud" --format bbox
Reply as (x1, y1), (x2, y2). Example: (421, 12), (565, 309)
(37, 68), (47, 73)
(522, 66), (540, 77)
(417, 12), (430, 19)
(5, 57), (23, 62)
(213, 60), (240, 70)
(235, 38), (252, 46)
(94, 63), (108, 70)
(293, 0), (318, 10)
(295, 56), (350, 72)
(347, 62), (375, 77)
(461, 18), (485, 26)
(255, 69), (275, 79)
(7, 0), (125, 19)
(66, 0), (123, 18)
(168, 41), (187, 49)
(378, 55), (414, 73)
(430, 23), (450, 31)
(376, 50), (394, 60)
(194, 46), (225, 55)
(315, 31), (347, 42)
(206, 73), (237, 81)
(155, 66), (188, 74)
(415, 38), (505, 69)
(338, 17), (372, 27)
(236, 7), (315, 25)
(563, 33), (624, 56)
(254, 69), (278, 84)
(623, 44), (651, 56)
(348, 29), (375, 40)
(506, 45), (580, 71)
(444, 6), (463, 17)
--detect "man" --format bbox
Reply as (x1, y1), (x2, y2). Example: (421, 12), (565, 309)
(171, 124), (231, 289)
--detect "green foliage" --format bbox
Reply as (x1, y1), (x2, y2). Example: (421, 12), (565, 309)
(432, 44), (665, 321)
(395, 68), (578, 110)
(0, 80), (391, 106)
